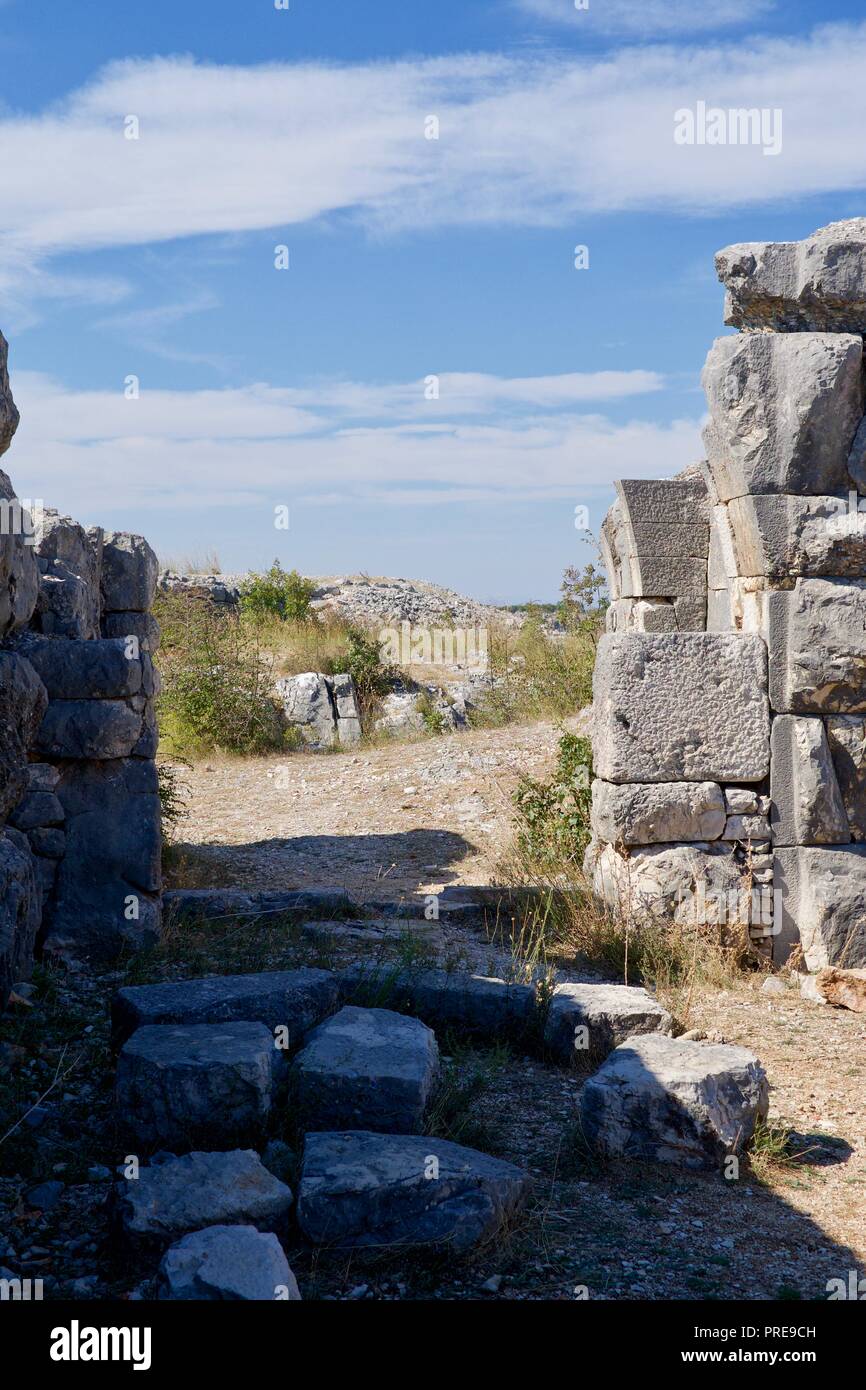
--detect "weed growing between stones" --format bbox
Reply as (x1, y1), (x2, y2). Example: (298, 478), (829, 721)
(423, 1038), (511, 1152)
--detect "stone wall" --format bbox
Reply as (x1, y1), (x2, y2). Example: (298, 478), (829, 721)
(0, 331), (161, 1008)
(589, 219), (866, 974)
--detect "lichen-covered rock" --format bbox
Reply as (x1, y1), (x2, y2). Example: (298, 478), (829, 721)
(0, 829), (41, 1011)
(591, 779), (725, 845)
(716, 219), (866, 335)
(770, 716), (849, 846)
(157, 1225), (300, 1301)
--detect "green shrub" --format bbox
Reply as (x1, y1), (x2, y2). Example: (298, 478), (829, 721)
(239, 561), (316, 623)
(512, 733), (593, 872)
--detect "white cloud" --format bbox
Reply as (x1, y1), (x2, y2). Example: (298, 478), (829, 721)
(516, 0), (775, 37)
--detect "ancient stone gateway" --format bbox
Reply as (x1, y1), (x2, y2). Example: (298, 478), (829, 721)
(589, 219), (866, 973)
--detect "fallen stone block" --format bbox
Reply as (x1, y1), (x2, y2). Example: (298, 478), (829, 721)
(112, 968), (340, 1049)
(715, 219), (866, 335)
(814, 966), (866, 1014)
(773, 846), (866, 969)
(275, 672), (337, 749)
(341, 965), (538, 1038)
(113, 1150), (294, 1250)
(292, 1006), (439, 1133)
(157, 1225), (300, 1301)
(297, 1131), (530, 1251)
(592, 633), (770, 783)
(591, 779), (725, 845)
(578, 1033), (769, 1169)
(116, 1022), (286, 1151)
(702, 332), (862, 501)
(768, 579), (866, 713)
(826, 716), (866, 841)
(544, 982), (672, 1064)
(770, 715), (849, 846)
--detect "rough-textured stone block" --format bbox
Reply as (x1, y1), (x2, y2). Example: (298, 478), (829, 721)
(716, 219), (866, 336)
(18, 634), (145, 699)
(544, 982), (671, 1064)
(606, 598), (677, 634)
(620, 555), (707, 600)
(0, 470), (38, 636)
(27, 827), (65, 858)
(0, 330), (19, 456)
(826, 716), (866, 841)
(590, 840), (756, 927)
(35, 698), (146, 760)
(101, 531), (158, 613)
(101, 609), (161, 653)
(341, 965), (537, 1038)
(0, 652), (48, 819)
(773, 846), (866, 969)
(0, 830), (41, 1011)
(591, 779), (725, 845)
(729, 493), (866, 579)
(770, 716), (849, 847)
(768, 580), (866, 713)
(113, 1150), (294, 1250)
(616, 477), (710, 528)
(158, 1225), (300, 1301)
(708, 504), (738, 588)
(8, 790), (65, 830)
(297, 1131), (530, 1251)
(292, 1006), (439, 1133)
(814, 966), (866, 1014)
(116, 1022), (286, 1151)
(579, 1034), (769, 1169)
(722, 813), (772, 842)
(112, 967), (340, 1049)
(702, 333), (862, 501)
(275, 672), (336, 749)
(35, 511), (102, 640)
(592, 633), (769, 783)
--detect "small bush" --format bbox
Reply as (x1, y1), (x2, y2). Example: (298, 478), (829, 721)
(239, 561), (316, 623)
(513, 733), (593, 873)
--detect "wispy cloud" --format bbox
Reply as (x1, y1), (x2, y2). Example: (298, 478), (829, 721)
(515, 0), (776, 37)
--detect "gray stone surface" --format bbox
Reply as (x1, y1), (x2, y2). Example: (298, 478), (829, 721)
(293, 1006), (439, 1133)
(329, 672), (362, 746)
(0, 330), (19, 457)
(591, 779), (725, 845)
(826, 716), (866, 841)
(297, 1131), (530, 1251)
(592, 633), (770, 783)
(27, 827), (65, 858)
(729, 493), (866, 579)
(18, 634), (145, 699)
(112, 967), (340, 1048)
(8, 790), (65, 830)
(702, 332), (862, 501)
(579, 1033), (769, 1169)
(722, 813), (772, 842)
(544, 982), (672, 1064)
(116, 1022), (286, 1151)
(157, 1225), (300, 1301)
(773, 846), (866, 969)
(275, 672), (337, 749)
(113, 1150), (294, 1249)
(35, 698), (146, 760)
(341, 965), (537, 1038)
(0, 471), (38, 636)
(716, 219), (866, 335)
(768, 579), (866, 713)
(0, 652), (48, 820)
(35, 512), (103, 640)
(101, 609), (161, 653)
(770, 716), (849, 847)
(591, 840), (754, 927)
(0, 830), (41, 1010)
(101, 531), (159, 613)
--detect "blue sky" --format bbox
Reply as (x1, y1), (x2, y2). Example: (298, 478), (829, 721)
(2, 1), (866, 602)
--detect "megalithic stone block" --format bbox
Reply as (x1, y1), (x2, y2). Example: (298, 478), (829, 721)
(768, 579), (866, 714)
(769, 715), (849, 846)
(715, 219), (866, 335)
(702, 332), (863, 501)
(0, 330), (19, 457)
(728, 493), (866, 579)
(826, 716), (866, 841)
(773, 846), (866, 969)
(591, 779), (726, 845)
(592, 632), (770, 783)
(0, 472), (39, 636)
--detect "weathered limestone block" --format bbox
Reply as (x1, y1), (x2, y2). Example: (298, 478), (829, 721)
(297, 1131), (530, 1252)
(592, 633), (769, 783)
(709, 578), (769, 636)
(0, 830), (41, 1010)
(16, 634), (146, 700)
(114, 1150), (294, 1251)
(600, 497), (628, 600)
(591, 779), (725, 845)
(774, 846), (866, 969)
(0, 652), (48, 819)
(722, 813), (772, 841)
(27, 827), (65, 858)
(8, 790), (65, 830)
(826, 716), (866, 841)
(768, 579), (866, 714)
(112, 967), (340, 1048)
(34, 698), (146, 759)
(609, 479), (709, 603)
(275, 672), (336, 749)
(292, 1006), (439, 1133)
(158, 1225), (300, 1302)
(708, 504), (738, 589)
(0, 329), (19, 457)
(101, 610), (161, 653)
(729, 493), (866, 579)
(44, 757), (161, 961)
(544, 982), (671, 1064)
(770, 716), (849, 846)
(578, 1034), (769, 1169)
(343, 965), (537, 1038)
(35, 512), (102, 640)
(101, 531), (159, 613)
(329, 673), (362, 746)
(702, 333), (863, 501)
(116, 1022), (286, 1151)
(723, 787), (768, 816)
(0, 471), (39, 636)
(590, 839), (755, 927)
(716, 219), (866, 335)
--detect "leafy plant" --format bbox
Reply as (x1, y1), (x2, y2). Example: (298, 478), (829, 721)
(239, 560), (316, 623)
(512, 733), (593, 872)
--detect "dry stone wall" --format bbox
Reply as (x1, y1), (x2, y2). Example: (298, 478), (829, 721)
(0, 330), (161, 1008)
(589, 220), (866, 974)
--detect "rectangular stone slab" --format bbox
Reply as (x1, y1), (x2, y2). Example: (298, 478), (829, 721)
(770, 715), (849, 847)
(591, 779), (725, 844)
(826, 716), (866, 841)
(715, 219), (866, 335)
(773, 846), (866, 969)
(592, 632), (770, 783)
(728, 493), (866, 579)
(768, 580), (866, 713)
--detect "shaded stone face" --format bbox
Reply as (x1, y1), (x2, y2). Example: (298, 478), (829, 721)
(770, 715), (849, 847)
(768, 579), (866, 714)
(774, 845), (866, 969)
(0, 331), (19, 458)
(716, 219), (866, 335)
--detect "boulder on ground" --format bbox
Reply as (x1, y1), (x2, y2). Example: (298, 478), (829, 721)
(578, 1033), (769, 1169)
(0, 652), (48, 820)
(814, 966), (866, 1014)
(297, 1131), (530, 1251)
(157, 1225), (300, 1301)
(544, 982), (672, 1064)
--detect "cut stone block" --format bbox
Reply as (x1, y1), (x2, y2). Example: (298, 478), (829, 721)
(729, 493), (866, 580)
(600, 497), (627, 600)
(0, 469), (38, 636)
(35, 698), (145, 760)
(157, 1225), (300, 1301)
(15, 635), (145, 699)
(578, 1033), (769, 1169)
(770, 716), (849, 847)
(724, 787), (761, 815)
(826, 716), (866, 841)
(297, 1131), (530, 1252)
(112, 968), (339, 1049)
(275, 672), (336, 749)
(768, 579), (866, 714)
(716, 219), (866, 335)
(8, 790), (65, 830)
(615, 477), (710, 528)
(101, 531), (159, 613)
(702, 332), (862, 501)
(544, 982), (672, 1064)
(292, 1006), (439, 1133)
(591, 779), (725, 845)
(593, 633), (770, 783)
(340, 966), (537, 1038)
(591, 840), (757, 928)
(708, 504), (738, 589)
(113, 1150), (294, 1250)
(116, 1022), (286, 1151)
(773, 846), (866, 969)
(723, 813), (772, 842)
